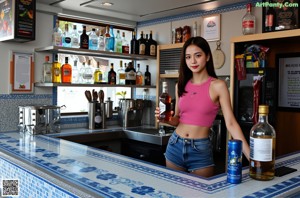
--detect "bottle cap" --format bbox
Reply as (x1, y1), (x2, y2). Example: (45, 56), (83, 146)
(258, 105), (269, 114)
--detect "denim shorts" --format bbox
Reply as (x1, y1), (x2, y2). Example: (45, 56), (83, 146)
(165, 131), (214, 172)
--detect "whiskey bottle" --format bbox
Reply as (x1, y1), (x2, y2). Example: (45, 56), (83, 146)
(130, 31), (139, 54)
(144, 65), (151, 85)
(125, 62), (136, 85)
(108, 63), (116, 85)
(242, 3), (255, 35)
(148, 30), (157, 56)
(80, 25), (89, 49)
(117, 60), (126, 85)
(136, 64), (143, 85)
(52, 19), (62, 46)
(121, 32), (129, 54)
(265, 0), (276, 32)
(52, 54), (61, 83)
(138, 31), (146, 55)
(61, 57), (72, 83)
(250, 105), (276, 181)
(42, 56), (52, 83)
(94, 61), (103, 84)
(159, 81), (172, 122)
(62, 23), (71, 48)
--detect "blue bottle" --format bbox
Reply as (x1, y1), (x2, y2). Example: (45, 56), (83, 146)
(108, 26), (115, 52)
(227, 139), (243, 184)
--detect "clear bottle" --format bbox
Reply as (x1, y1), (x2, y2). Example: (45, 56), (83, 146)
(42, 56), (52, 83)
(104, 25), (111, 51)
(108, 26), (115, 52)
(250, 105), (276, 181)
(62, 23), (72, 48)
(265, 0), (276, 32)
(138, 31), (146, 55)
(148, 30), (157, 56)
(80, 25), (89, 49)
(121, 32), (129, 54)
(78, 62), (86, 84)
(108, 63), (116, 85)
(98, 28), (105, 51)
(136, 64), (143, 85)
(125, 61), (136, 85)
(115, 30), (122, 53)
(52, 54), (61, 83)
(72, 60), (79, 83)
(130, 31), (139, 54)
(82, 60), (94, 84)
(117, 60), (126, 85)
(52, 19), (62, 46)
(71, 25), (80, 48)
(242, 3), (256, 35)
(159, 81), (172, 122)
(61, 57), (72, 83)
(89, 28), (99, 50)
(144, 65), (151, 86)
(94, 61), (103, 84)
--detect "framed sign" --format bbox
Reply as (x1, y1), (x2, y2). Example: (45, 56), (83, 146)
(201, 14), (221, 41)
(276, 53), (300, 111)
(10, 51), (34, 94)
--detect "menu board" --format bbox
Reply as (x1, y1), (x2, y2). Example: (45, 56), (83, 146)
(0, 0), (35, 42)
(278, 55), (300, 110)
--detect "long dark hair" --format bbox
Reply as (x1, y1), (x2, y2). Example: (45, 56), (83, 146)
(177, 36), (217, 97)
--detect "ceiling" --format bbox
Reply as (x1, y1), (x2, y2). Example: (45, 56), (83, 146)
(36, 0), (248, 22)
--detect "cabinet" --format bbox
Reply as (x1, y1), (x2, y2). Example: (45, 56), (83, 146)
(230, 29), (300, 156)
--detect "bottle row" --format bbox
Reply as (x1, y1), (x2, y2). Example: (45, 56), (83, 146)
(42, 55), (151, 86)
(52, 20), (157, 56)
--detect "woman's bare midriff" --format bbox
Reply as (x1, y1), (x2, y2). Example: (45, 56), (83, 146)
(175, 123), (210, 139)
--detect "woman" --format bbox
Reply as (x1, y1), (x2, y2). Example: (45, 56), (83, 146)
(155, 37), (250, 177)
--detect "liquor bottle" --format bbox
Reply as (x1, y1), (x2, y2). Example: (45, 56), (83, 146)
(89, 28), (98, 50)
(115, 30), (122, 53)
(61, 57), (72, 83)
(145, 34), (150, 56)
(72, 60), (79, 83)
(108, 26), (115, 52)
(94, 61), (103, 84)
(144, 65), (151, 85)
(265, 0), (276, 32)
(148, 30), (157, 56)
(52, 19), (62, 46)
(98, 28), (105, 51)
(138, 31), (146, 55)
(78, 62), (86, 84)
(121, 32), (129, 54)
(71, 25), (80, 48)
(42, 56), (52, 83)
(125, 62), (136, 85)
(130, 31), (139, 54)
(62, 23), (71, 48)
(108, 63), (116, 85)
(52, 54), (61, 83)
(82, 60), (94, 84)
(104, 25), (110, 51)
(117, 60), (126, 85)
(159, 81), (172, 122)
(136, 64), (143, 85)
(242, 3), (255, 35)
(250, 105), (276, 181)
(80, 25), (89, 49)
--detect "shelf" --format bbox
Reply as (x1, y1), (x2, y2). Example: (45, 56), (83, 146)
(159, 73), (179, 78)
(34, 46), (157, 60)
(34, 82), (156, 88)
(158, 43), (184, 50)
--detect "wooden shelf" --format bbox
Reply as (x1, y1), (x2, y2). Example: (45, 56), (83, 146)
(158, 43), (184, 50)
(159, 73), (179, 78)
(34, 82), (156, 88)
(35, 46), (157, 60)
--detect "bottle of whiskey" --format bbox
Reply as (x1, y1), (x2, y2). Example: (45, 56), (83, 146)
(52, 54), (61, 83)
(148, 30), (157, 56)
(242, 3), (255, 35)
(144, 65), (151, 85)
(62, 23), (71, 48)
(61, 57), (72, 83)
(80, 25), (89, 49)
(130, 31), (139, 54)
(125, 62), (136, 85)
(108, 63), (116, 85)
(117, 60), (126, 85)
(138, 31), (146, 55)
(94, 61), (103, 84)
(250, 105), (276, 181)
(42, 56), (52, 83)
(136, 64), (143, 85)
(159, 81), (172, 122)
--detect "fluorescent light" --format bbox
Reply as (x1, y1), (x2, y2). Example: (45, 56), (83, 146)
(101, 2), (113, 6)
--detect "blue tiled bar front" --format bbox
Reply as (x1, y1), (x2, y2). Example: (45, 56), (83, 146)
(0, 131), (299, 198)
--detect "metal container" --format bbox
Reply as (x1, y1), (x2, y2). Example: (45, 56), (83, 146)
(88, 102), (97, 130)
(106, 97), (113, 119)
(227, 139), (243, 184)
(18, 105), (61, 135)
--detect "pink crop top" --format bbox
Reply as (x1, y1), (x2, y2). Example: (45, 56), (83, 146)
(178, 77), (220, 127)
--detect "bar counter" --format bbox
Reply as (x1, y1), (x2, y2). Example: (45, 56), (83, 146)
(0, 129), (299, 198)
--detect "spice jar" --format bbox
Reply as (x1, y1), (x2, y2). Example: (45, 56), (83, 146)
(175, 27), (182, 43)
(182, 26), (191, 42)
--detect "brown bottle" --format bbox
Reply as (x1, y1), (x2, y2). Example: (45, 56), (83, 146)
(61, 57), (72, 83)
(159, 81), (172, 122)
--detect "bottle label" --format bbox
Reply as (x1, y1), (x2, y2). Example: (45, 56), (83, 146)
(72, 38), (79, 46)
(94, 115), (102, 123)
(242, 20), (254, 28)
(119, 73), (126, 80)
(250, 137), (273, 161)
(150, 45), (156, 56)
(140, 44), (145, 55)
(126, 70), (136, 80)
(63, 69), (71, 76)
(54, 68), (60, 76)
(159, 101), (166, 115)
(265, 15), (274, 27)
(64, 37), (71, 44)
(122, 46), (129, 54)
(83, 74), (93, 79)
(53, 35), (62, 46)
(98, 73), (103, 81)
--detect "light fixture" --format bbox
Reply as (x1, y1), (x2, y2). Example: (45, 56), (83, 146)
(101, 2), (113, 6)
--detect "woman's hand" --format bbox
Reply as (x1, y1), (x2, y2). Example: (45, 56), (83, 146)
(155, 107), (178, 126)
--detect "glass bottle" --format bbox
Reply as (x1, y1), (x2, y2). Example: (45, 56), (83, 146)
(94, 61), (103, 84)
(144, 65), (151, 85)
(125, 61), (136, 85)
(265, 0), (276, 32)
(121, 32), (129, 54)
(52, 54), (61, 83)
(138, 31), (146, 55)
(89, 28), (99, 50)
(115, 30), (122, 53)
(159, 81), (172, 122)
(108, 63), (116, 85)
(147, 30), (157, 56)
(72, 60), (79, 84)
(82, 60), (94, 84)
(117, 60), (126, 85)
(130, 31), (139, 54)
(42, 56), (52, 83)
(98, 28), (105, 51)
(250, 105), (276, 181)
(136, 63), (143, 85)
(108, 26), (115, 52)
(104, 25), (110, 51)
(62, 23), (71, 48)
(78, 61), (86, 84)
(242, 3), (256, 35)
(52, 19), (62, 46)
(61, 57), (72, 83)
(71, 25), (80, 48)
(80, 25), (89, 49)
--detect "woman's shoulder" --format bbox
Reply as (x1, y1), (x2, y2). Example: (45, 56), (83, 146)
(210, 78), (228, 91)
